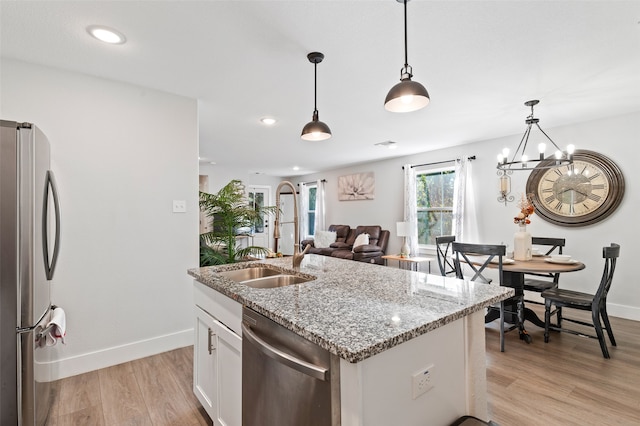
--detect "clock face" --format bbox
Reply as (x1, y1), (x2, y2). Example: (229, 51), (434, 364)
(526, 150), (624, 227)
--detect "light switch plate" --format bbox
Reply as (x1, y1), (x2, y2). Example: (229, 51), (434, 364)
(173, 200), (186, 213)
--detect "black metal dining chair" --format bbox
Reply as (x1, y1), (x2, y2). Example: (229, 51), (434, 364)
(523, 237), (566, 304)
(435, 235), (456, 277)
(452, 242), (520, 352)
(542, 243), (620, 358)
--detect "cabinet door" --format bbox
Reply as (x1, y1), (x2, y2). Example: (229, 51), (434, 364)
(216, 322), (242, 426)
(194, 306), (217, 420)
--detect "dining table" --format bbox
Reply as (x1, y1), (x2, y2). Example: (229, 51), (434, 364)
(483, 254), (585, 338)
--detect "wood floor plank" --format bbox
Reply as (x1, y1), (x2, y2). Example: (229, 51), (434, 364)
(132, 353), (202, 426)
(55, 405), (105, 426)
(98, 362), (152, 426)
(160, 347), (212, 426)
(56, 371), (102, 417)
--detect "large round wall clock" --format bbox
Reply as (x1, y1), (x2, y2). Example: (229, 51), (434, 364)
(525, 149), (625, 227)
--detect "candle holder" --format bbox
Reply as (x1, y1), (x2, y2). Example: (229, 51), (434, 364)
(497, 169), (514, 206)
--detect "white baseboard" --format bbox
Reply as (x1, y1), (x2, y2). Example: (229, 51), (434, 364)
(608, 303), (640, 321)
(47, 328), (194, 380)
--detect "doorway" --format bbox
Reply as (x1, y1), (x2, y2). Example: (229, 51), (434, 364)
(246, 185), (272, 251)
(199, 175), (211, 235)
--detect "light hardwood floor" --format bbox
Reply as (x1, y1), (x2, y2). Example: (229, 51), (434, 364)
(46, 309), (640, 426)
(46, 347), (211, 426)
(485, 306), (640, 426)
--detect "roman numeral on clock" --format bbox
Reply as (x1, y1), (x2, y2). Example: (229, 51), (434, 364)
(588, 173), (601, 181)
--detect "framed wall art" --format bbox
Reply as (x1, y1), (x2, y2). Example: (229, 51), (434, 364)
(338, 172), (375, 201)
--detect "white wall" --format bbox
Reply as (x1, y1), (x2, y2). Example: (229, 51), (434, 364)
(289, 111), (640, 320)
(198, 163), (282, 195)
(1, 60), (199, 379)
(198, 163), (288, 252)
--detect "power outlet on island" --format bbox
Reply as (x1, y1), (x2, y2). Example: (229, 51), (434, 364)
(411, 364), (435, 399)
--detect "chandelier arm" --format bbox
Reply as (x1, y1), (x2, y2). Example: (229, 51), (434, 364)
(511, 124), (532, 164)
(534, 123), (563, 151)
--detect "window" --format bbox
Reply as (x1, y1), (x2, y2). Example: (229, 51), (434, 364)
(307, 185), (317, 236)
(416, 168), (455, 246)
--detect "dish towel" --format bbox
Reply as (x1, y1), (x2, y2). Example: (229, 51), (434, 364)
(44, 307), (66, 346)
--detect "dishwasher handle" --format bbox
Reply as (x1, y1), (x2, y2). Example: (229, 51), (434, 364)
(241, 322), (328, 381)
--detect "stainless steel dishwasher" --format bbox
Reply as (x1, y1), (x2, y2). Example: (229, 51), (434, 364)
(241, 307), (341, 426)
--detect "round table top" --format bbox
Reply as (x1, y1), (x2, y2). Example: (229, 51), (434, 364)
(502, 255), (585, 274)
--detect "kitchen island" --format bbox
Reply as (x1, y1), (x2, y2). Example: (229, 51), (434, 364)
(188, 254), (513, 426)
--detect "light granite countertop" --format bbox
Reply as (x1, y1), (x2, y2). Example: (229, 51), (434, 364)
(188, 254), (514, 363)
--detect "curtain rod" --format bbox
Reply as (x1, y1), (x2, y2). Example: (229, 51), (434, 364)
(297, 179), (327, 186)
(402, 155), (476, 169)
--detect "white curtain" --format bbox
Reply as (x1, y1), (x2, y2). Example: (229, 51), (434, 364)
(314, 179), (326, 233)
(452, 156), (479, 243)
(403, 164), (419, 255)
(299, 183), (309, 239)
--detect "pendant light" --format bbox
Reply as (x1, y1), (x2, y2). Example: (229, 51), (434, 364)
(301, 52), (332, 141)
(385, 0), (430, 113)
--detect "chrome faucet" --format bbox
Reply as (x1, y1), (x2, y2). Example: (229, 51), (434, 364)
(273, 181), (311, 270)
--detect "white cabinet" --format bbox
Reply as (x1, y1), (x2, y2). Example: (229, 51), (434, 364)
(194, 306), (217, 417)
(193, 282), (242, 426)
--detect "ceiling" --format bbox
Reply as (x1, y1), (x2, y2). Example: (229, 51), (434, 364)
(2, 1), (640, 177)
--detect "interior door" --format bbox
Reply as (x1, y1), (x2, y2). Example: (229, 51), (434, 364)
(198, 175), (211, 235)
(247, 186), (271, 250)
(276, 193), (295, 255)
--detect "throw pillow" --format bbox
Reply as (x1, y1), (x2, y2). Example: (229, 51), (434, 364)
(314, 230), (337, 249)
(352, 233), (369, 252)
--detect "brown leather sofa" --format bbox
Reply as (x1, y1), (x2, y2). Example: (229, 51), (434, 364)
(301, 225), (390, 265)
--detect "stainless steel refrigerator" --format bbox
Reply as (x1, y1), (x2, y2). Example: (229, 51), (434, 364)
(1, 120), (60, 425)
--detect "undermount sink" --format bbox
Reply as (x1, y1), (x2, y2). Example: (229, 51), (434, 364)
(217, 267), (281, 282)
(216, 266), (313, 289)
(243, 274), (311, 289)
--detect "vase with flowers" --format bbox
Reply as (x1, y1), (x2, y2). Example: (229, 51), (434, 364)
(513, 194), (535, 261)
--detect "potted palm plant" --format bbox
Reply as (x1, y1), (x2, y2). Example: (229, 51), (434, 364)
(199, 179), (277, 266)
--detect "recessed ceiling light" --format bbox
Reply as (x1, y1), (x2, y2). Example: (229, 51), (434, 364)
(375, 141), (398, 149)
(87, 25), (127, 44)
(260, 117), (277, 126)
(292, 166), (300, 171)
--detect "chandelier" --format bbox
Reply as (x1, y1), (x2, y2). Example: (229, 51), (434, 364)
(497, 100), (574, 171)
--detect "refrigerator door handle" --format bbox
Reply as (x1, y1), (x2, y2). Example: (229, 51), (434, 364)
(42, 170), (60, 280)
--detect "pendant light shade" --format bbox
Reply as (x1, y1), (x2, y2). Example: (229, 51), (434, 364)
(301, 111), (332, 141)
(301, 52), (332, 141)
(384, 77), (430, 113)
(385, 0), (430, 113)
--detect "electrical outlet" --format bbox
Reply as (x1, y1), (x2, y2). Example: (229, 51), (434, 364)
(412, 364), (435, 399)
(172, 200), (186, 213)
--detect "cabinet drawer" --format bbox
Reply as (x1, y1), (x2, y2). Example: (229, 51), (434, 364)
(193, 280), (243, 335)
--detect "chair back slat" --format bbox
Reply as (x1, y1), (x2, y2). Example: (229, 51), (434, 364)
(596, 243), (620, 304)
(451, 242), (506, 284)
(527, 237), (566, 282)
(436, 235), (456, 277)
(532, 237), (566, 256)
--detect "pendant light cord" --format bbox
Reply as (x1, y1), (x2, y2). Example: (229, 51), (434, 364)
(314, 61), (318, 113)
(403, 0), (408, 68)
